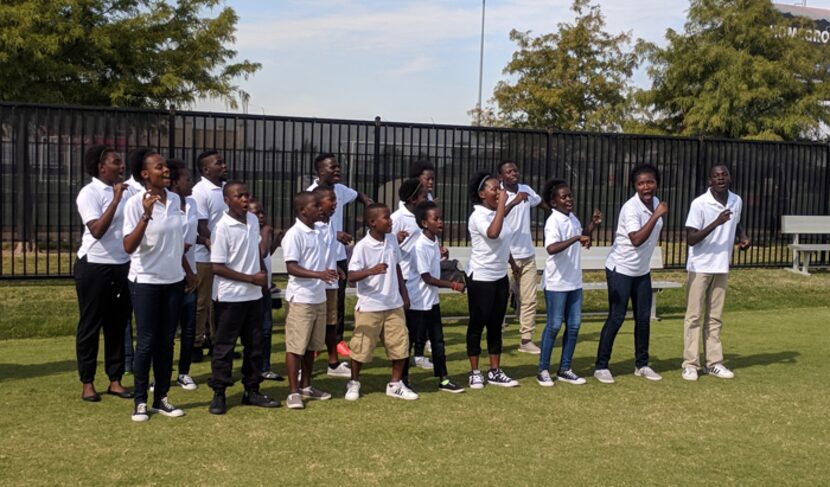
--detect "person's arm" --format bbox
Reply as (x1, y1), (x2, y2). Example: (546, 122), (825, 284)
(628, 202), (668, 248)
(357, 192), (374, 206)
(182, 256), (197, 293)
(286, 261), (338, 283)
(86, 183), (125, 239)
(485, 189), (509, 239)
(348, 263), (387, 282)
(584, 209), (602, 236)
(504, 191), (528, 215)
(736, 223), (751, 250)
(196, 219), (211, 249)
(212, 263), (267, 287)
(687, 208), (733, 247)
(396, 264), (410, 310)
(259, 225), (272, 259)
(546, 235), (589, 255)
(421, 272), (465, 292)
(123, 194), (159, 254)
(271, 229), (284, 253)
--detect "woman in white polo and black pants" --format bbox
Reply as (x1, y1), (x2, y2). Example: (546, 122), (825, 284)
(465, 171), (519, 390)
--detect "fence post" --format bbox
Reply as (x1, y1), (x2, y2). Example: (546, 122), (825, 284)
(373, 115), (381, 200)
(13, 108), (34, 255)
(545, 127), (553, 177)
(168, 105), (176, 159)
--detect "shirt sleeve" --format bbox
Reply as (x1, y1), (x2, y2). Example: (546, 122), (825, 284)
(193, 187), (209, 220)
(210, 221), (230, 264)
(684, 199), (704, 230)
(543, 214), (562, 246)
(281, 228), (302, 263)
(469, 212), (492, 239)
(76, 186), (104, 225)
(415, 241), (432, 275)
(347, 241), (365, 272)
(337, 184), (358, 206)
(122, 195), (141, 237)
(524, 185), (542, 208)
(620, 202), (642, 235)
(734, 196), (743, 225)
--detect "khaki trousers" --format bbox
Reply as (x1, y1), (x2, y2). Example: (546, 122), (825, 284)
(682, 272), (728, 369)
(509, 256), (538, 341)
(194, 262), (215, 347)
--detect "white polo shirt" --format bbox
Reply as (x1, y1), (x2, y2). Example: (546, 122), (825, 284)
(210, 212), (262, 302)
(348, 233), (404, 312)
(542, 210), (583, 292)
(414, 233), (442, 310)
(391, 201), (422, 281)
(503, 183), (542, 260)
(76, 178), (130, 264)
(123, 176), (143, 199)
(123, 189), (185, 284)
(685, 189), (742, 274)
(192, 178), (227, 263)
(315, 220), (340, 290)
(307, 180), (358, 261)
(605, 194), (664, 277)
(182, 196), (199, 274)
(466, 205), (513, 281)
(282, 218), (327, 304)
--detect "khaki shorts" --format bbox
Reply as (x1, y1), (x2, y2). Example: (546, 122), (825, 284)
(325, 289), (338, 326)
(349, 307), (409, 364)
(284, 300), (327, 355)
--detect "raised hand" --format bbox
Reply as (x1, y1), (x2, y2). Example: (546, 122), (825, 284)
(592, 209), (603, 225)
(654, 201), (669, 218)
(396, 230), (409, 244)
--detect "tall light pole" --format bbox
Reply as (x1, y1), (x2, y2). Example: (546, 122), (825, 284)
(477, 0), (486, 126)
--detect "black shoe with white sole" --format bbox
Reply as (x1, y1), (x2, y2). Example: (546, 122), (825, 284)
(242, 390), (280, 408)
(151, 397), (185, 418)
(438, 379), (464, 393)
(487, 368), (519, 387)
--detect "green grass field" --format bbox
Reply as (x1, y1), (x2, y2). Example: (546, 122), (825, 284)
(0, 269), (828, 485)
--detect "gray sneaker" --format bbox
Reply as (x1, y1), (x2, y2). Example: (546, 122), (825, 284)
(300, 385), (332, 401)
(594, 369), (615, 384)
(286, 393), (305, 410)
(517, 341), (541, 354)
(634, 366), (663, 381)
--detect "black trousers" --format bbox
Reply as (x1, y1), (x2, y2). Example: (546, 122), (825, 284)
(208, 299), (264, 392)
(74, 256), (131, 384)
(595, 268), (652, 369)
(402, 305), (448, 381)
(335, 259), (348, 341)
(466, 275), (509, 357)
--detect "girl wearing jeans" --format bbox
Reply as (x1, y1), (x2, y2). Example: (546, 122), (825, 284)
(537, 179), (601, 387)
(594, 164), (667, 384)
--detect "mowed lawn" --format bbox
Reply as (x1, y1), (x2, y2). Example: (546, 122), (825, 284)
(0, 269), (828, 485)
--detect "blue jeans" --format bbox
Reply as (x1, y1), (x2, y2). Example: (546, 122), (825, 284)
(539, 289), (583, 372)
(177, 290), (197, 375)
(261, 293), (273, 372)
(595, 268), (652, 369)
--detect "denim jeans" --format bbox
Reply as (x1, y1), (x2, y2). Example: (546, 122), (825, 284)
(261, 293), (274, 372)
(539, 288), (583, 372)
(177, 290), (197, 375)
(595, 268), (652, 369)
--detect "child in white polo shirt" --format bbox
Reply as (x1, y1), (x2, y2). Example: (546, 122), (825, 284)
(682, 165), (750, 381)
(282, 191), (338, 409)
(346, 203), (416, 401)
(207, 181), (280, 415)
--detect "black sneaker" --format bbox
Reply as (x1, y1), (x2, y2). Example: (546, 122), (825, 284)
(487, 368), (519, 388)
(242, 390), (280, 408)
(151, 397), (185, 418)
(209, 392), (227, 415)
(438, 379), (464, 393)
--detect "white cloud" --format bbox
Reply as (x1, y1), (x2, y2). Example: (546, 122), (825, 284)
(385, 55), (438, 76)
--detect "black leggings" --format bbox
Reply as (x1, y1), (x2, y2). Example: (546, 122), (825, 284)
(466, 275), (509, 357)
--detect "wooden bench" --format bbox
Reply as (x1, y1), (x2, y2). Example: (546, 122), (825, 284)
(781, 215), (830, 276)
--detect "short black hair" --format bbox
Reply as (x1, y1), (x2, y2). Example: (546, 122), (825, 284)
(414, 200), (438, 230)
(312, 185), (335, 200)
(497, 160), (517, 175)
(196, 150), (220, 173)
(364, 202), (389, 222)
(709, 164), (731, 178)
(314, 153), (336, 173)
(542, 178), (569, 205)
(630, 163), (660, 188)
(84, 145), (115, 178)
(293, 191), (317, 216)
(222, 180), (246, 197)
(468, 171), (495, 204)
(408, 159), (435, 178)
(128, 148), (158, 183)
(166, 159), (187, 184)
(398, 178), (423, 203)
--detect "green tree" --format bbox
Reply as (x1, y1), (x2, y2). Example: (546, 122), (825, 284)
(0, 0), (260, 108)
(479, 0), (638, 131)
(637, 0), (830, 140)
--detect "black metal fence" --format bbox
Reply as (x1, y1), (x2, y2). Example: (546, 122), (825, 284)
(1, 101), (828, 279)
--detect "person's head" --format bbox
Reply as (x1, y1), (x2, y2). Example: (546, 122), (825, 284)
(469, 171), (500, 209)
(408, 160), (435, 195)
(542, 178), (572, 214)
(248, 197), (266, 227)
(415, 200), (443, 235)
(167, 159), (193, 198)
(293, 191), (322, 224)
(312, 186), (337, 219)
(129, 148), (167, 190)
(708, 164), (731, 193)
(630, 164), (660, 204)
(365, 203), (392, 235)
(84, 145), (123, 185)
(197, 150), (227, 182)
(398, 178), (426, 207)
(497, 161), (519, 187)
(314, 153), (341, 185)
(223, 181), (249, 217)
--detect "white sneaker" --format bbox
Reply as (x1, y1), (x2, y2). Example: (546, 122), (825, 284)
(386, 381), (419, 401)
(326, 361), (352, 378)
(594, 369), (615, 384)
(345, 380), (361, 401)
(682, 367), (699, 381)
(131, 403), (149, 422)
(414, 356), (434, 370)
(177, 374), (198, 391)
(536, 370), (555, 387)
(468, 370), (485, 390)
(709, 364), (735, 379)
(634, 366), (663, 381)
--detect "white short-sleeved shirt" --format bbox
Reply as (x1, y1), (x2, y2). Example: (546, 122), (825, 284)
(466, 205), (513, 281)
(391, 201), (422, 281)
(76, 178), (131, 264)
(192, 178), (227, 263)
(210, 212), (262, 302)
(605, 194), (664, 277)
(315, 220), (339, 290)
(348, 233), (404, 312)
(413, 233), (442, 310)
(542, 210), (583, 292)
(307, 180), (358, 261)
(503, 183), (542, 260)
(123, 189), (186, 284)
(282, 218), (327, 304)
(685, 190), (742, 274)
(182, 196), (199, 275)
(123, 176), (144, 199)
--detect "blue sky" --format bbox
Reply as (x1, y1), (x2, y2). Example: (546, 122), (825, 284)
(195, 0), (830, 125)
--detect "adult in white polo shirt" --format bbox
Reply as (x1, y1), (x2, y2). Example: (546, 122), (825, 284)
(465, 172), (519, 390)
(498, 160), (543, 354)
(207, 182), (279, 415)
(594, 164), (667, 385)
(191, 150), (228, 359)
(74, 145), (133, 403)
(122, 149), (186, 422)
(682, 165), (751, 381)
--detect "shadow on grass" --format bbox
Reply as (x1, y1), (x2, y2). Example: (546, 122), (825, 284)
(0, 360), (76, 382)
